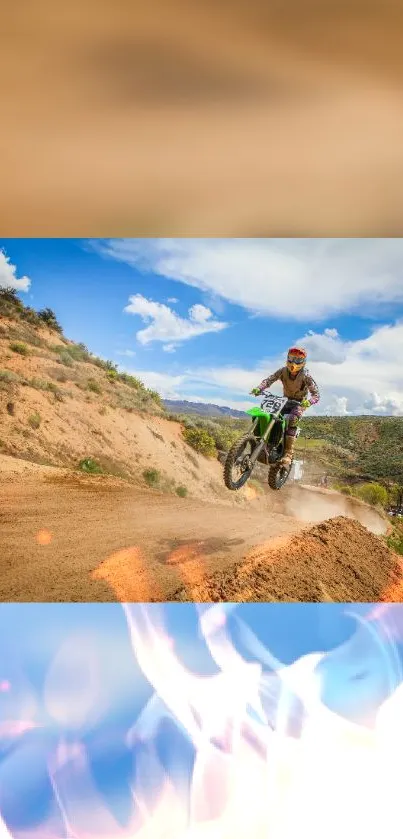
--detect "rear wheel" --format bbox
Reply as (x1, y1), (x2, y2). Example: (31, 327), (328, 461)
(224, 434), (258, 491)
(268, 459), (293, 491)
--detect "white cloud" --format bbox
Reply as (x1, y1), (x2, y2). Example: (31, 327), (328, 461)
(301, 328), (347, 364)
(127, 321), (403, 415)
(167, 297), (178, 304)
(116, 349), (136, 358)
(124, 294), (227, 347)
(0, 250), (31, 292)
(96, 238), (403, 321)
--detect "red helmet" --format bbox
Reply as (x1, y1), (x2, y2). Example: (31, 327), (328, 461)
(287, 346), (307, 375)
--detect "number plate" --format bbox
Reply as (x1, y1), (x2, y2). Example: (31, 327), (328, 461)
(261, 394), (287, 414)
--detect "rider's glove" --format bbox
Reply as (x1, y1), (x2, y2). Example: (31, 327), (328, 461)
(250, 387), (261, 396)
(301, 399), (311, 409)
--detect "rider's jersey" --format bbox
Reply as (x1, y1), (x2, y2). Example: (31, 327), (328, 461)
(257, 366), (320, 406)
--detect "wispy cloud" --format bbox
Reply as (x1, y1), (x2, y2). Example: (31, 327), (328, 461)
(98, 238), (403, 321)
(124, 294), (228, 349)
(0, 249), (31, 292)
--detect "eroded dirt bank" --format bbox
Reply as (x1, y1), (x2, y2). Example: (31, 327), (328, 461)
(177, 517), (402, 603)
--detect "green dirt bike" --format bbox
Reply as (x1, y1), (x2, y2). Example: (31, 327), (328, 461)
(224, 391), (301, 492)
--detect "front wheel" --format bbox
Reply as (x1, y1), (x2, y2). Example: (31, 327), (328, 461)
(268, 459), (293, 491)
(224, 434), (258, 491)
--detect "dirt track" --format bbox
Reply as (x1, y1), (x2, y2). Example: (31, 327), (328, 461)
(0, 468), (399, 603)
(0, 474), (305, 602)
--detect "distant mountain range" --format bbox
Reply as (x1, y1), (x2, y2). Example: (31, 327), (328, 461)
(163, 399), (248, 418)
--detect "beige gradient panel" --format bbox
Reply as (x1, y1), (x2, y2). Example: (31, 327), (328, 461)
(1, 0), (403, 235)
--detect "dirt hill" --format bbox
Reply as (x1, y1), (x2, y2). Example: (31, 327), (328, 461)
(176, 516), (403, 603)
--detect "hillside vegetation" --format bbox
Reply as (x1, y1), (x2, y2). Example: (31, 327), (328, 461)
(299, 415), (403, 484)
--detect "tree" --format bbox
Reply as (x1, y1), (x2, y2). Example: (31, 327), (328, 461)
(37, 308), (63, 333)
(389, 483), (403, 508)
(0, 286), (21, 305)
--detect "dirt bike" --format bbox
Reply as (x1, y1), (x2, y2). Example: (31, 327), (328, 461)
(223, 391), (301, 492)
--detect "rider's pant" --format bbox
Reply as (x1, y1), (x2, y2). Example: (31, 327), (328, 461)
(286, 404), (304, 437)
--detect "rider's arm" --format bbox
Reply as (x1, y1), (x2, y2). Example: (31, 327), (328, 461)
(256, 369), (283, 392)
(305, 373), (320, 406)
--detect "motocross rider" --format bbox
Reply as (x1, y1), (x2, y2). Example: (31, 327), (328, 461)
(250, 347), (320, 468)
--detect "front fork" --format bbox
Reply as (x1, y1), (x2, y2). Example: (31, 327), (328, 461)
(248, 417), (276, 466)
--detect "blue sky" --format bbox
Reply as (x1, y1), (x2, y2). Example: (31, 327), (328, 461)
(1, 238), (403, 414)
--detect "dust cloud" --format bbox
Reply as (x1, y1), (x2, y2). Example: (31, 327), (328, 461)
(281, 485), (388, 536)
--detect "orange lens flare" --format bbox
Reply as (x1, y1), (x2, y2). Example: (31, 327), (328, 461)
(92, 546), (158, 602)
(36, 529), (53, 545)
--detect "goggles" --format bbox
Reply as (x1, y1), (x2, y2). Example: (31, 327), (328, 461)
(287, 355), (306, 367)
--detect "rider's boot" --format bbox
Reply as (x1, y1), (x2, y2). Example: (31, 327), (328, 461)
(280, 434), (295, 468)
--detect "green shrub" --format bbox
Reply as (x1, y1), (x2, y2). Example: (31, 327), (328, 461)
(387, 529), (403, 556)
(37, 308), (63, 333)
(210, 426), (239, 452)
(119, 372), (144, 390)
(20, 307), (41, 326)
(57, 350), (74, 367)
(176, 485), (188, 497)
(143, 468), (160, 487)
(28, 411), (41, 430)
(10, 341), (29, 356)
(355, 482), (388, 507)
(0, 287), (21, 306)
(78, 457), (104, 475)
(87, 378), (102, 394)
(91, 357), (117, 371)
(106, 369), (119, 382)
(332, 482), (353, 496)
(147, 388), (164, 409)
(0, 369), (19, 384)
(182, 427), (216, 457)
(63, 343), (91, 363)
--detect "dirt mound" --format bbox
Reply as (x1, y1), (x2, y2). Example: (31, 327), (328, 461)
(176, 516), (403, 603)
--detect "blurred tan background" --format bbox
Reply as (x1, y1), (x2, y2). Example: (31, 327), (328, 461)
(1, 0), (403, 235)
